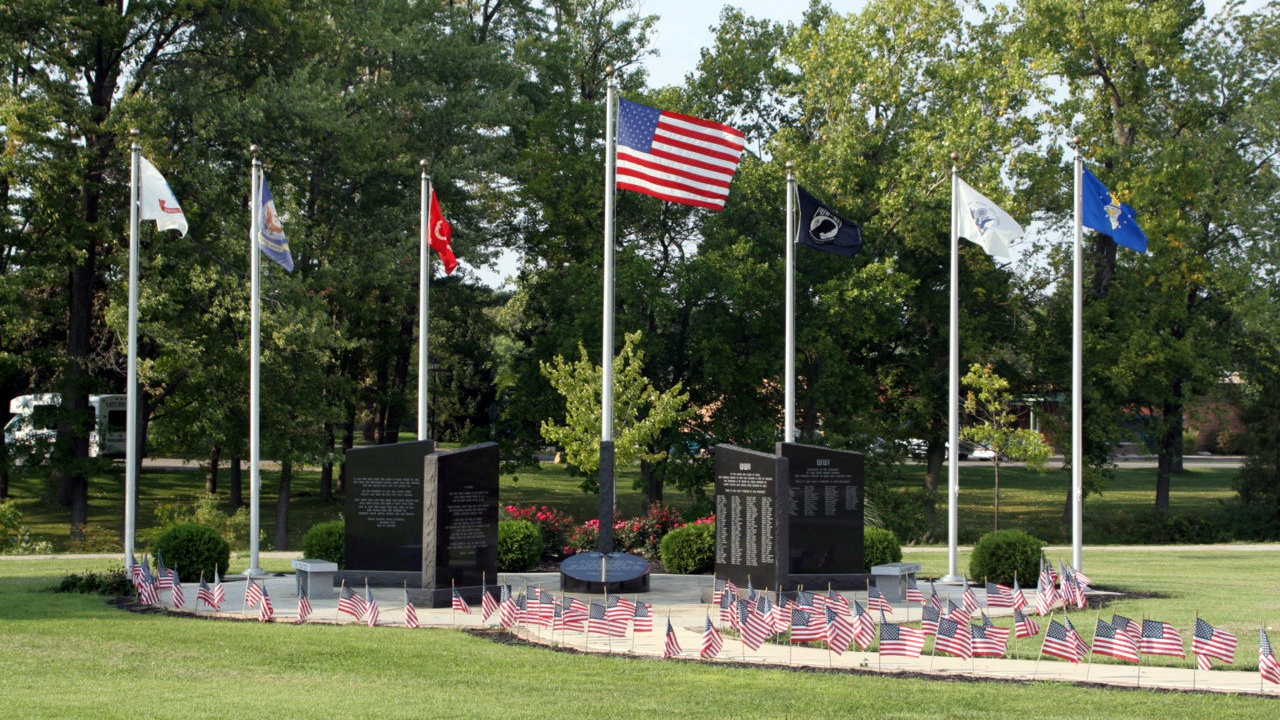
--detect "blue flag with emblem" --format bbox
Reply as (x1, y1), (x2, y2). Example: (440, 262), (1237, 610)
(796, 186), (862, 258)
(1081, 166), (1147, 253)
(257, 177), (295, 271)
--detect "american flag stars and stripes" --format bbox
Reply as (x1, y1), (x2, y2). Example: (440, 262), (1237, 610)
(789, 608), (825, 643)
(297, 587), (313, 624)
(712, 578), (724, 607)
(1138, 619), (1185, 658)
(1192, 618), (1236, 670)
(1112, 614), (1141, 643)
(1260, 628), (1280, 685)
(929, 582), (943, 612)
(933, 617), (972, 660)
(794, 589), (816, 609)
(499, 587), (519, 629)
(514, 593), (528, 625)
(588, 601), (628, 638)
(136, 559), (160, 605)
(719, 585), (737, 627)
(337, 584), (367, 620)
(563, 598), (589, 632)
(404, 588), (419, 629)
(663, 619), (683, 659)
(615, 98), (745, 212)
(755, 595), (777, 633)
(155, 554), (174, 590)
(824, 607), (854, 656)
(701, 615), (724, 659)
(197, 576), (218, 611)
(481, 587), (499, 622)
(745, 578), (757, 601)
(961, 583), (980, 615)
(244, 578), (263, 610)
(921, 605), (940, 637)
(850, 601), (876, 650)
(605, 595), (632, 631)
(364, 584), (381, 627)
(1010, 576), (1027, 610)
(451, 587), (471, 615)
(130, 552), (144, 584)
(879, 622), (927, 658)
(970, 623), (1007, 658)
(737, 599), (772, 650)
(633, 601), (654, 633)
(1063, 615), (1091, 657)
(1013, 607), (1040, 639)
(946, 598), (969, 625)
(1035, 562), (1058, 616)
(867, 587), (892, 616)
(1042, 620), (1083, 663)
(985, 582), (1016, 609)
(551, 600), (567, 633)
(906, 576), (925, 605)
(826, 588), (850, 615)
(212, 569), (226, 608)
(258, 585), (274, 622)
(772, 593), (792, 635)
(1092, 619), (1140, 663)
(169, 571), (184, 610)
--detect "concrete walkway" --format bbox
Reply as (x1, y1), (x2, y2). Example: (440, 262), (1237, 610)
(154, 569), (1279, 698)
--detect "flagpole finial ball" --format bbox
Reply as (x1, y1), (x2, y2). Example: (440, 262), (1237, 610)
(1073, 135), (1081, 146)
(130, 128), (139, 137)
(420, 159), (428, 169)
(785, 161), (793, 170)
(950, 151), (959, 162)
(605, 64), (615, 77)
(249, 144), (259, 155)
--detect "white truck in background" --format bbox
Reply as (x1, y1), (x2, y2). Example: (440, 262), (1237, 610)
(4, 393), (129, 458)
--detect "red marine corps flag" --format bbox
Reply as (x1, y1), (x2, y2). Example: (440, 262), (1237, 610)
(427, 184), (457, 275)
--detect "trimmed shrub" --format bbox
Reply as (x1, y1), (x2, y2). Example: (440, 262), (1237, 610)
(301, 521), (345, 568)
(498, 519), (544, 572)
(659, 522), (715, 574)
(151, 523), (231, 582)
(615, 503), (685, 559)
(969, 529), (1044, 586)
(501, 504), (574, 560)
(863, 527), (902, 570)
(56, 566), (131, 595)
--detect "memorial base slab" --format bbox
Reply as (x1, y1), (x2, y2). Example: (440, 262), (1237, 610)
(559, 552), (650, 595)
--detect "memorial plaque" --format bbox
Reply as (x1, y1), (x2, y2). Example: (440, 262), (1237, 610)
(778, 442), (865, 580)
(422, 442), (499, 600)
(714, 445), (787, 590)
(344, 440), (434, 573)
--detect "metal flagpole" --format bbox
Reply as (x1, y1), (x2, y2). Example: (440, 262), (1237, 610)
(1072, 138), (1084, 573)
(418, 161), (430, 441)
(784, 163), (796, 441)
(944, 153), (962, 582)
(247, 146), (264, 577)
(125, 130), (141, 575)
(598, 65), (617, 553)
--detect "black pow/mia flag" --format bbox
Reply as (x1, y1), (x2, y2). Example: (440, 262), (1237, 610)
(796, 186), (862, 258)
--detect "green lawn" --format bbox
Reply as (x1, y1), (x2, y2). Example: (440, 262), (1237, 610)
(4, 554), (1280, 718)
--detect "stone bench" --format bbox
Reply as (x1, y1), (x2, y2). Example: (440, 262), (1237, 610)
(870, 562), (922, 603)
(292, 558), (338, 600)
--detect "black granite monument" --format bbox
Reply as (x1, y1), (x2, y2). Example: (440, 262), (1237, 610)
(713, 444), (788, 590)
(778, 442), (865, 589)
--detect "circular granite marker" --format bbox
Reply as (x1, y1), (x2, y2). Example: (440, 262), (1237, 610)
(559, 551), (650, 594)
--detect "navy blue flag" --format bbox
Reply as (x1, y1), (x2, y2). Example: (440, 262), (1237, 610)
(796, 186), (862, 258)
(1081, 167), (1147, 253)
(257, 177), (295, 272)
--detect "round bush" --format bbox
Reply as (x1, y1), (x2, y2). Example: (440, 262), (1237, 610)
(863, 527), (902, 570)
(498, 519), (545, 572)
(301, 521), (345, 568)
(969, 529), (1044, 586)
(151, 523), (231, 582)
(659, 523), (715, 574)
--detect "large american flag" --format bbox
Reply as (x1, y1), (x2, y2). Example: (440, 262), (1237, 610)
(789, 608), (825, 643)
(663, 619), (683, 659)
(933, 617), (972, 660)
(970, 623), (1007, 658)
(1041, 620), (1082, 663)
(1191, 618), (1236, 670)
(403, 588), (419, 629)
(823, 607), (854, 656)
(1091, 619), (1139, 663)
(1013, 607), (1040, 639)
(1138, 619), (1185, 658)
(337, 583), (367, 620)
(1260, 628), (1280, 685)
(700, 615), (723, 659)
(615, 99), (744, 212)
(879, 622), (926, 658)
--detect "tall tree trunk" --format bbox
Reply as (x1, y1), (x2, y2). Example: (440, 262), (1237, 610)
(383, 322), (413, 444)
(339, 410), (355, 495)
(1155, 388), (1184, 517)
(992, 461), (1001, 532)
(274, 459), (292, 551)
(205, 445), (220, 495)
(229, 455), (243, 508)
(639, 458), (663, 512)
